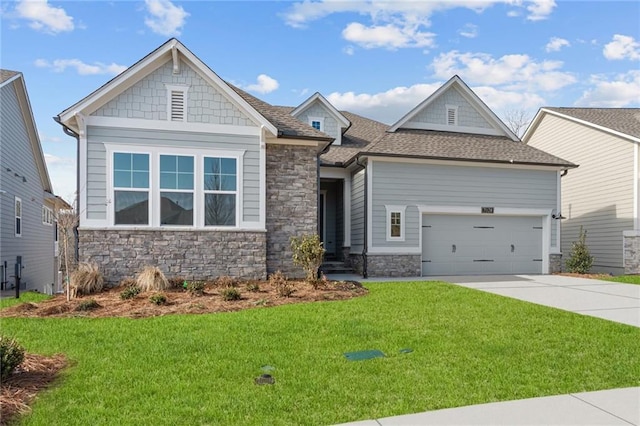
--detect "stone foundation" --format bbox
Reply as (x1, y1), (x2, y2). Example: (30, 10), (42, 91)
(366, 254), (422, 277)
(349, 253), (364, 275)
(623, 230), (640, 274)
(79, 229), (266, 284)
(549, 253), (562, 274)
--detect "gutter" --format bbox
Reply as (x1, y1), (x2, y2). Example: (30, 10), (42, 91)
(354, 156), (368, 278)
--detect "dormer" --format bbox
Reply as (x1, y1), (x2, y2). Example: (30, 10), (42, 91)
(291, 92), (351, 145)
(389, 75), (519, 141)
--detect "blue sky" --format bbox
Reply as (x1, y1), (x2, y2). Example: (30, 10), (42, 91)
(1, 0), (639, 201)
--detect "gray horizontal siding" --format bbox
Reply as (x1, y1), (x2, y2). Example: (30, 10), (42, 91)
(0, 82), (55, 290)
(86, 126), (260, 223)
(350, 169), (365, 252)
(371, 161), (558, 248)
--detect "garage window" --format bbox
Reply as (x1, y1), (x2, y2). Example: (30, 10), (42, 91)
(385, 205), (406, 241)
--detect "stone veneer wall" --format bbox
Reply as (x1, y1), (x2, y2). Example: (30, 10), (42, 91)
(623, 231), (640, 274)
(549, 253), (562, 274)
(79, 229), (266, 284)
(366, 254), (422, 277)
(266, 144), (318, 277)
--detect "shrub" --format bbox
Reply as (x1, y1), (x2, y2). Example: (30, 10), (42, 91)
(167, 276), (186, 288)
(149, 293), (167, 305)
(136, 266), (169, 293)
(0, 336), (25, 380)
(269, 271), (295, 298)
(566, 226), (594, 274)
(120, 285), (140, 300)
(75, 299), (100, 312)
(246, 282), (260, 292)
(70, 262), (104, 296)
(290, 234), (325, 287)
(216, 275), (237, 288)
(186, 281), (205, 296)
(221, 287), (241, 301)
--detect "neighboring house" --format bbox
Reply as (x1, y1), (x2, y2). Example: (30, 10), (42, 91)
(1, 70), (64, 293)
(56, 39), (574, 282)
(524, 108), (640, 275)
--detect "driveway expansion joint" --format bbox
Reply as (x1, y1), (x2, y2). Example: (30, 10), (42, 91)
(569, 394), (637, 426)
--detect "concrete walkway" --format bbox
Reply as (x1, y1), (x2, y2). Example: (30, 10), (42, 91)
(337, 387), (640, 425)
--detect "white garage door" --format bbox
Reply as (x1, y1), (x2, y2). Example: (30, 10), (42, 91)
(422, 215), (543, 276)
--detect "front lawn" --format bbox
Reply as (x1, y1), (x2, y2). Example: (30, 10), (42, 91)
(2, 281), (639, 425)
(600, 275), (640, 285)
(0, 292), (51, 309)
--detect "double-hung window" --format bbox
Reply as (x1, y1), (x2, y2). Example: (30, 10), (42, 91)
(113, 153), (150, 225)
(204, 157), (237, 226)
(160, 155), (194, 226)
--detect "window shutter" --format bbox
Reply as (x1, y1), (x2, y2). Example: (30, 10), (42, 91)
(170, 90), (185, 121)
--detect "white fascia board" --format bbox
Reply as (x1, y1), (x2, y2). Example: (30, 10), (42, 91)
(0, 72), (21, 88)
(521, 108), (545, 142)
(361, 154), (569, 171)
(291, 92), (350, 128)
(389, 77), (455, 132)
(86, 116), (261, 136)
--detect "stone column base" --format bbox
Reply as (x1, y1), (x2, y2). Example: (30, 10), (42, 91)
(623, 230), (640, 274)
(549, 253), (562, 274)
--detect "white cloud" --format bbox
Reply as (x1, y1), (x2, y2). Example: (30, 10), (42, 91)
(458, 23), (478, 38)
(526, 0), (556, 21)
(343, 45), (355, 55)
(545, 37), (570, 52)
(342, 22), (435, 49)
(144, 0), (189, 36)
(577, 70), (640, 107)
(431, 50), (576, 92)
(15, 0), (74, 34)
(244, 74), (279, 94)
(35, 58), (127, 76)
(603, 34), (640, 61)
(44, 153), (76, 202)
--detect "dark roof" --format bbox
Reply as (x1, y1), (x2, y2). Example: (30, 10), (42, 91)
(359, 129), (576, 167)
(0, 69), (19, 84)
(544, 107), (640, 140)
(228, 85), (333, 141)
(320, 111), (388, 166)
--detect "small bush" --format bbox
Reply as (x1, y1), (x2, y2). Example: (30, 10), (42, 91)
(70, 262), (104, 296)
(290, 234), (325, 287)
(246, 282), (260, 292)
(216, 275), (237, 288)
(167, 276), (186, 288)
(149, 293), (167, 305)
(221, 287), (241, 301)
(0, 336), (25, 380)
(120, 285), (140, 300)
(566, 226), (594, 274)
(186, 281), (205, 296)
(75, 299), (100, 312)
(269, 271), (295, 298)
(254, 298), (270, 306)
(137, 266), (169, 292)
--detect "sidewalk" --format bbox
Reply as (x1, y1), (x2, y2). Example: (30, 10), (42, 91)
(336, 387), (640, 425)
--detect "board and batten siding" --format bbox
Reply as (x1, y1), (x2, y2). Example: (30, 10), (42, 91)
(85, 126), (261, 223)
(350, 169), (365, 252)
(527, 113), (635, 273)
(0, 81), (55, 291)
(370, 161), (558, 249)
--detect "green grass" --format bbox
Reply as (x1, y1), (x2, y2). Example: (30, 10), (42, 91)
(2, 281), (639, 425)
(0, 291), (51, 309)
(600, 275), (640, 285)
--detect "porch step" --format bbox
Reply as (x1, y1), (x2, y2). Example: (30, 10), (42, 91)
(320, 261), (354, 275)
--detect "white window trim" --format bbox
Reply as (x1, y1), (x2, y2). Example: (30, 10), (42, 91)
(203, 155), (240, 228)
(385, 205), (406, 242)
(42, 205), (54, 226)
(446, 104), (458, 126)
(166, 84), (189, 122)
(105, 144), (245, 230)
(309, 116), (324, 132)
(15, 197), (22, 237)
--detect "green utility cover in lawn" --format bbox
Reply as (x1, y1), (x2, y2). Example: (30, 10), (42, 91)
(344, 350), (385, 361)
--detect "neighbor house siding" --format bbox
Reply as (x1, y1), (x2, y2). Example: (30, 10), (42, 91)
(408, 87), (492, 129)
(370, 161), (558, 249)
(92, 60), (256, 126)
(527, 113), (634, 273)
(350, 168), (365, 253)
(0, 82), (54, 291)
(85, 126), (260, 223)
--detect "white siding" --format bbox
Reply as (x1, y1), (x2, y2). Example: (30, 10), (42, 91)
(528, 114), (635, 273)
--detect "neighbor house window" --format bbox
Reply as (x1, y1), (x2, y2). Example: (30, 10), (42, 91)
(15, 197), (22, 237)
(385, 205), (406, 241)
(309, 116), (324, 131)
(204, 156), (237, 226)
(160, 155), (194, 226)
(113, 152), (150, 225)
(42, 206), (53, 225)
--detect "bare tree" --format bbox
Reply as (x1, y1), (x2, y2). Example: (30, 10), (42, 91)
(503, 109), (532, 138)
(57, 199), (79, 302)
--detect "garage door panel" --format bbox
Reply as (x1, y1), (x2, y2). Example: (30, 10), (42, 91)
(422, 214), (542, 276)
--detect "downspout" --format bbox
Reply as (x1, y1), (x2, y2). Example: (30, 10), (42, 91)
(355, 155), (368, 278)
(53, 116), (80, 262)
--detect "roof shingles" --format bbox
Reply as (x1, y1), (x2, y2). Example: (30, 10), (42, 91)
(545, 107), (640, 140)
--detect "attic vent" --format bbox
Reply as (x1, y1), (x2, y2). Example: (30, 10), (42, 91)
(446, 105), (458, 126)
(166, 85), (188, 122)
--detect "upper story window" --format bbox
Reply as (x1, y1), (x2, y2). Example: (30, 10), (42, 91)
(160, 155), (194, 226)
(113, 152), (150, 225)
(309, 116), (324, 131)
(166, 85), (189, 122)
(446, 105), (458, 126)
(42, 206), (54, 225)
(15, 197), (22, 237)
(204, 157), (237, 226)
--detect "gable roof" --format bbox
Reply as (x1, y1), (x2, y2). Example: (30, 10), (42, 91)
(291, 92), (351, 129)
(0, 70), (53, 193)
(389, 75), (519, 141)
(523, 107), (640, 144)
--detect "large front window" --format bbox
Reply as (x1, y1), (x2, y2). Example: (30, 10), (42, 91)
(114, 153), (149, 225)
(204, 157), (236, 226)
(160, 155), (194, 226)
